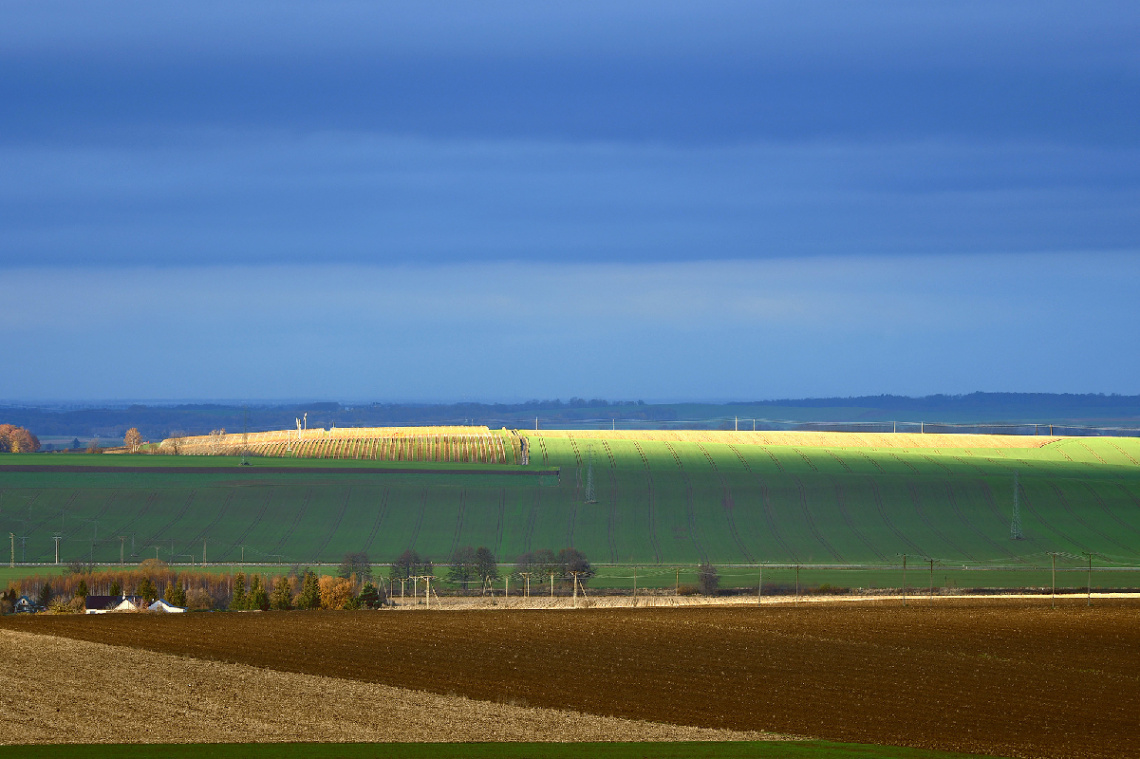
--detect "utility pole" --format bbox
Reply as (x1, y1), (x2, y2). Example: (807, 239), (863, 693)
(118, 536), (127, 565)
(203, 539), (207, 567)
(1082, 552), (1094, 606)
(757, 564), (763, 606)
(795, 564), (801, 605)
(928, 558), (935, 605)
(53, 534), (62, 565)
(1048, 552), (1059, 609)
(898, 554), (908, 607)
(571, 571), (579, 608)
(8, 533), (13, 568)
(675, 567), (680, 596)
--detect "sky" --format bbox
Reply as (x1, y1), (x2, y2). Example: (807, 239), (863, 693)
(2, 1), (1138, 402)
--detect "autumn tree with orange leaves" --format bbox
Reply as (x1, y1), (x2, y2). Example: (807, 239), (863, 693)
(0, 425), (40, 453)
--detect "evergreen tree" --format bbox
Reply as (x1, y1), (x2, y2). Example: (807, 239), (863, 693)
(74, 579), (89, 598)
(38, 582), (53, 609)
(165, 580), (187, 607)
(248, 574), (269, 611)
(296, 570), (321, 609)
(110, 579), (122, 597)
(270, 576), (293, 610)
(230, 572), (247, 610)
(358, 582), (383, 609)
(137, 576), (157, 604)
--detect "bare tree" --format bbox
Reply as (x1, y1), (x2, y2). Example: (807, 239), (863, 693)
(124, 428), (142, 452)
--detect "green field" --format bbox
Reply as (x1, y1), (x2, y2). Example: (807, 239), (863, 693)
(0, 742), (1007, 759)
(2, 434), (1139, 576)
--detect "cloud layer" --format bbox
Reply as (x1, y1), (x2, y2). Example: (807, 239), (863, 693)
(4, 255), (1135, 400)
(2, 3), (1137, 399)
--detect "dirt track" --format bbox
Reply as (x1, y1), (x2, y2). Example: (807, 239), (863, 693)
(5, 599), (1139, 758)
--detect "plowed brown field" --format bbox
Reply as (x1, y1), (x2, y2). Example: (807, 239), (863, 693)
(6, 600), (1138, 759)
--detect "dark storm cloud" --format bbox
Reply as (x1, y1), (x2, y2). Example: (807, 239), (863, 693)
(3, 1), (1137, 146)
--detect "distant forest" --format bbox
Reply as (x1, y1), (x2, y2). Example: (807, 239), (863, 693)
(1, 393), (1138, 446)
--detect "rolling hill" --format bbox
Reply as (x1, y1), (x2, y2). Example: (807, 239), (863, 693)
(1, 429), (1138, 571)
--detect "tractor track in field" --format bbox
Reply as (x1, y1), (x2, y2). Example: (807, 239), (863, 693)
(186, 491), (234, 549)
(523, 486), (540, 555)
(21, 492), (50, 534)
(1081, 481), (1140, 541)
(1108, 441), (1139, 466)
(870, 481), (925, 556)
(406, 488), (429, 552)
(728, 446), (795, 561)
(1112, 481), (1140, 520)
(566, 499), (578, 549)
(361, 488), (390, 554)
(790, 448), (819, 472)
(632, 442), (661, 564)
(1019, 486), (1093, 553)
(941, 480), (1017, 560)
(825, 450), (853, 473)
(606, 468), (619, 563)
(222, 488), (273, 562)
(600, 440), (617, 468)
(1048, 483), (1134, 554)
(142, 489), (197, 550)
(834, 482), (887, 562)
(950, 455), (988, 476)
(312, 487), (352, 562)
(1076, 442), (1109, 465)
(855, 450), (886, 474)
(919, 454), (952, 474)
(888, 453), (920, 475)
(908, 482), (976, 561)
(270, 487), (311, 556)
(759, 447), (785, 473)
(568, 438), (584, 467)
(759, 484), (796, 562)
(601, 440), (620, 560)
(697, 443), (753, 563)
(665, 443), (708, 564)
(494, 488), (507, 558)
(448, 488), (468, 559)
(110, 491), (159, 553)
(790, 475), (843, 562)
(727, 444), (786, 559)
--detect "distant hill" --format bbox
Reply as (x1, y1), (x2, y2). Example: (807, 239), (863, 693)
(1, 392), (1138, 445)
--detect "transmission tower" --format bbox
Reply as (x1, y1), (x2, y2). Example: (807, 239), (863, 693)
(1010, 471), (1025, 540)
(584, 447), (597, 504)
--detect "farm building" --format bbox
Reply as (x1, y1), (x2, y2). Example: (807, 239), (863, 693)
(14, 595), (39, 613)
(147, 599), (186, 613)
(85, 595), (143, 614)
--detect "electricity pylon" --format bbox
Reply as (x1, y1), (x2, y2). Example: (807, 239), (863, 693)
(1010, 471), (1025, 540)
(584, 447), (597, 504)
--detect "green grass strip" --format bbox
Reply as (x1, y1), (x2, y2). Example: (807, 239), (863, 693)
(0, 742), (1005, 759)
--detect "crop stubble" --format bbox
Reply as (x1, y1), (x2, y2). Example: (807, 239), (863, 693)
(3, 600), (1138, 759)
